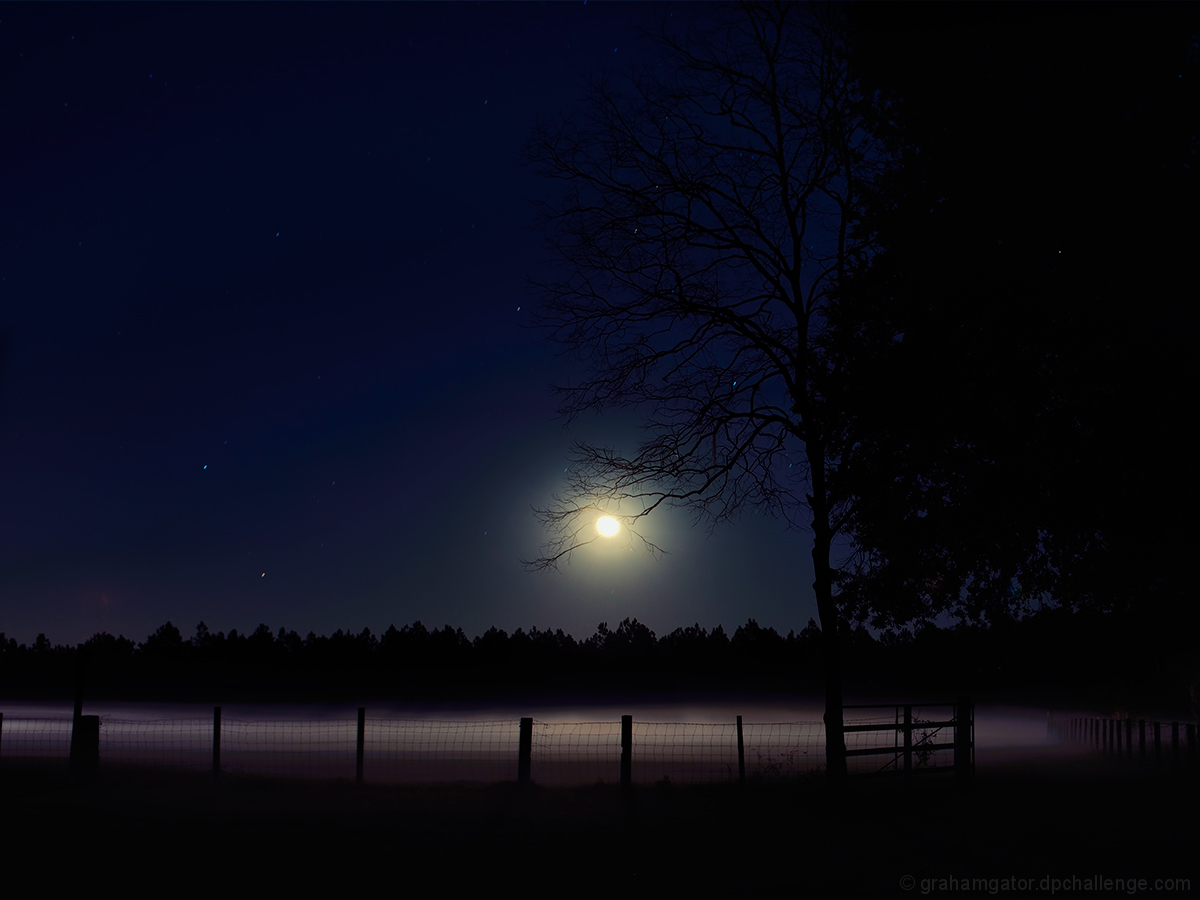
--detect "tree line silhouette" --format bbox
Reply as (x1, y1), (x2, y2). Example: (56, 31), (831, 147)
(2, 607), (1193, 715)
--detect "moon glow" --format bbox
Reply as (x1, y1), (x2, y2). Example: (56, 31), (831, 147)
(596, 516), (620, 538)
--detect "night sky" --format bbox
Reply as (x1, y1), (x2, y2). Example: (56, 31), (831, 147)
(1, 3), (814, 647)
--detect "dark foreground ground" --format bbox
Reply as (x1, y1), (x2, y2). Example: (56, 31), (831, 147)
(2, 746), (1193, 895)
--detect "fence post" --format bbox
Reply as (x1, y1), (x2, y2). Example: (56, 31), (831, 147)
(954, 696), (973, 785)
(1171, 722), (1179, 774)
(903, 705), (913, 779)
(1187, 723), (1196, 776)
(1126, 719), (1133, 761)
(1153, 722), (1161, 773)
(1116, 718), (1122, 754)
(72, 715), (100, 781)
(212, 706), (221, 776)
(736, 715), (745, 788)
(518, 717), (533, 785)
(620, 715), (632, 790)
(69, 643), (88, 779)
(1139, 719), (1146, 764)
(356, 707), (366, 786)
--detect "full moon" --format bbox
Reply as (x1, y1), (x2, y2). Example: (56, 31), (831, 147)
(596, 516), (620, 537)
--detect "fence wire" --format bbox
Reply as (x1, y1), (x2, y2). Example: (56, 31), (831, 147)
(634, 722), (740, 784)
(0, 718), (73, 759)
(366, 719), (520, 783)
(742, 722), (826, 780)
(100, 718), (212, 771)
(530, 720), (623, 786)
(219, 719), (358, 779)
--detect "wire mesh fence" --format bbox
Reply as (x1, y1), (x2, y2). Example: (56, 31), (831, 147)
(531, 720), (624, 786)
(0, 706), (972, 785)
(366, 719), (521, 783)
(221, 719), (358, 780)
(0, 718), (74, 760)
(99, 719), (213, 771)
(742, 721), (826, 779)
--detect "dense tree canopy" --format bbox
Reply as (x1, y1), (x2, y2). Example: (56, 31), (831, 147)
(837, 3), (1198, 630)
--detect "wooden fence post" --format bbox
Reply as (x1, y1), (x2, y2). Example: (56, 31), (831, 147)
(518, 717), (532, 785)
(356, 707), (365, 786)
(212, 706), (221, 776)
(620, 715), (632, 789)
(1153, 721), (1161, 773)
(736, 715), (745, 788)
(1139, 719), (1146, 763)
(69, 643), (88, 778)
(903, 705), (913, 779)
(1171, 722), (1179, 774)
(1126, 719), (1133, 760)
(954, 696), (973, 785)
(72, 715), (99, 781)
(1187, 723), (1196, 776)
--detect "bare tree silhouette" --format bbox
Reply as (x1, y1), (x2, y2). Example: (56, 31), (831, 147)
(523, 3), (886, 780)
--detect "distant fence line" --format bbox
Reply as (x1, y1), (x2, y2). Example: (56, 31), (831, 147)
(0, 702), (973, 787)
(1048, 712), (1198, 777)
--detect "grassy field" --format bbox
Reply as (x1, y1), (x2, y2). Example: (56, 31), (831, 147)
(2, 744), (1193, 894)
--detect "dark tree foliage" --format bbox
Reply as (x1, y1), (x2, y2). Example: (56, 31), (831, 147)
(836, 3), (1199, 638)
(1, 615), (1193, 714)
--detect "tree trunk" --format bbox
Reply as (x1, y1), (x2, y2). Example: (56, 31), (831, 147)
(809, 457), (847, 782)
